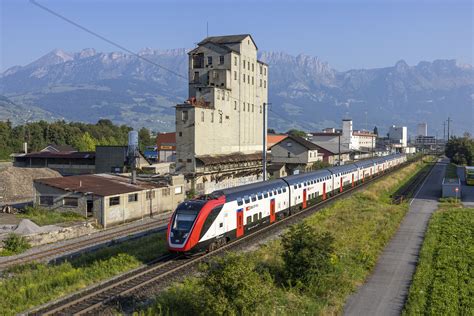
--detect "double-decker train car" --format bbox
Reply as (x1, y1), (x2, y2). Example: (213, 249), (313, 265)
(168, 154), (406, 253)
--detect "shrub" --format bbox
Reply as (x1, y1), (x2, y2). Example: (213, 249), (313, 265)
(155, 253), (274, 315)
(281, 222), (334, 287)
(2, 233), (31, 254)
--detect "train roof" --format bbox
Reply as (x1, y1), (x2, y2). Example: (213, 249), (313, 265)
(215, 178), (288, 201)
(327, 163), (358, 174)
(283, 169), (332, 185)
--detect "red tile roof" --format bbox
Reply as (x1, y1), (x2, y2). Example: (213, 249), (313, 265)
(156, 132), (176, 150)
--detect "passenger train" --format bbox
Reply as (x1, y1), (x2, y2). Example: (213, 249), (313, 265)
(167, 154), (407, 253)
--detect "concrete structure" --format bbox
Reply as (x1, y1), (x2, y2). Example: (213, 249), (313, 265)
(176, 34), (268, 173)
(417, 123), (428, 137)
(95, 146), (151, 173)
(34, 174), (185, 228)
(388, 125), (408, 148)
(270, 135), (322, 173)
(441, 178), (462, 198)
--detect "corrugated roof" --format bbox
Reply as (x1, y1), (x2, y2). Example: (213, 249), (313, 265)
(41, 144), (77, 153)
(267, 134), (288, 148)
(23, 151), (95, 159)
(196, 152), (264, 166)
(35, 174), (162, 197)
(311, 141), (352, 154)
(271, 135), (320, 150)
(198, 34), (252, 46)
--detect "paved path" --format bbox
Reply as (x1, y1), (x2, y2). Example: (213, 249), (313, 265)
(344, 158), (447, 316)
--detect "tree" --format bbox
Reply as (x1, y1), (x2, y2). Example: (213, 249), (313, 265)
(74, 132), (98, 151)
(312, 160), (331, 170)
(281, 222), (334, 285)
(138, 127), (152, 151)
(373, 126), (378, 135)
(287, 129), (307, 138)
(445, 136), (474, 165)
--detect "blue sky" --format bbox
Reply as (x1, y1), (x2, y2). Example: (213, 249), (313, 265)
(1, 0), (473, 71)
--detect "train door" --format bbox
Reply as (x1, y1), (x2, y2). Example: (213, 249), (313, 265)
(340, 177), (343, 192)
(236, 209), (244, 238)
(303, 189), (307, 209)
(270, 199), (276, 223)
(323, 182), (326, 200)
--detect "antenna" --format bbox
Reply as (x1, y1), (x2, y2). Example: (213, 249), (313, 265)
(206, 21), (209, 37)
(128, 131), (139, 184)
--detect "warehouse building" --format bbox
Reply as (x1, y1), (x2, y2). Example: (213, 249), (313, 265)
(34, 173), (185, 228)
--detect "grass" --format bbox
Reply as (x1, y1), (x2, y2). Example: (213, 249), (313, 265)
(0, 234), (31, 257)
(148, 158), (431, 315)
(18, 206), (85, 226)
(0, 231), (168, 316)
(403, 205), (474, 315)
(445, 163), (459, 179)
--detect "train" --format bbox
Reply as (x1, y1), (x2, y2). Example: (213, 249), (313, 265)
(167, 153), (407, 253)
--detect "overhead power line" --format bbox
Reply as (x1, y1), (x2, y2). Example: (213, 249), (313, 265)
(30, 0), (187, 80)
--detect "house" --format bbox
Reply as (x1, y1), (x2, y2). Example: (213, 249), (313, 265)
(13, 151), (96, 175)
(34, 173), (185, 228)
(310, 141), (352, 165)
(270, 135), (322, 173)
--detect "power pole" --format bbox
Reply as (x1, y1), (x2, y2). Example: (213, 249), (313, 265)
(447, 117), (452, 140)
(443, 121), (446, 141)
(338, 133), (341, 165)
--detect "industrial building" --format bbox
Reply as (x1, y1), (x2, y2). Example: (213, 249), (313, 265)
(156, 132), (176, 162)
(388, 125), (408, 148)
(174, 34), (269, 194)
(34, 173), (185, 228)
(417, 123), (428, 137)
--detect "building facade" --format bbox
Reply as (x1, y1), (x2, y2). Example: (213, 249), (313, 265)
(417, 123), (428, 137)
(176, 34), (268, 173)
(270, 135), (322, 173)
(388, 125), (408, 148)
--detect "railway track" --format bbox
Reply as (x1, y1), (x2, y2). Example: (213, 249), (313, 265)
(0, 218), (168, 270)
(28, 158), (428, 316)
(391, 160), (435, 204)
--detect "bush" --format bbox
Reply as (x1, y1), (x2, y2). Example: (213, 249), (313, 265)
(154, 253), (274, 315)
(20, 206), (84, 226)
(281, 223), (334, 287)
(2, 233), (30, 255)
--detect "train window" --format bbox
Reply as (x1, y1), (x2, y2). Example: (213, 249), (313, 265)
(298, 184), (302, 188)
(269, 191), (273, 196)
(247, 216), (252, 223)
(294, 185), (297, 189)
(253, 214), (258, 222)
(278, 189), (282, 194)
(264, 192), (268, 198)
(258, 194), (263, 200)
(251, 195), (257, 202)
(237, 198), (243, 206)
(244, 196), (250, 204)
(283, 188), (287, 192)
(219, 222), (223, 228)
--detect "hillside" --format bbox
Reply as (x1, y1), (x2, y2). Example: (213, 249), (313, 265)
(1, 48), (473, 134)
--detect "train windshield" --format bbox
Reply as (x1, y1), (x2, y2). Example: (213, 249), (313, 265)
(172, 201), (205, 232)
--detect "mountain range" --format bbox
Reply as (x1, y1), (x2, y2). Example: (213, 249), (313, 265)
(1, 48), (473, 136)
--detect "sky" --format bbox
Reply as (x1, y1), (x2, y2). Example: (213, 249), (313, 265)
(1, 0), (473, 72)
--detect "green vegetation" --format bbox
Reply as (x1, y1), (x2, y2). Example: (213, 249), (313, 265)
(18, 206), (85, 226)
(0, 232), (167, 315)
(311, 160), (331, 170)
(0, 234), (31, 257)
(445, 163), (459, 179)
(147, 160), (429, 315)
(445, 135), (474, 165)
(0, 119), (155, 159)
(286, 129), (307, 137)
(403, 206), (474, 315)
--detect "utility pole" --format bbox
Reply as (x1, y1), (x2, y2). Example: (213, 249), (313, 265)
(443, 121), (446, 141)
(262, 102), (271, 181)
(447, 117), (452, 140)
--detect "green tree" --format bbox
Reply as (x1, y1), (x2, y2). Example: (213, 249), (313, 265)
(287, 129), (307, 138)
(445, 136), (474, 165)
(74, 132), (98, 151)
(138, 127), (153, 151)
(312, 160), (331, 170)
(281, 222), (334, 285)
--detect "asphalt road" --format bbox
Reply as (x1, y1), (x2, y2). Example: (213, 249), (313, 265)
(343, 158), (446, 316)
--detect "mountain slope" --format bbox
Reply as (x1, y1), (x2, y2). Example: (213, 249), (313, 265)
(1, 49), (473, 134)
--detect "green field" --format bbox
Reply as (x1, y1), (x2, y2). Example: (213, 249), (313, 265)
(0, 231), (167, 316)
(148, 159), (432, 315)
(18, 206), (86, 226)
(445, 163), (459, 179)
(403, 206), (474, 315)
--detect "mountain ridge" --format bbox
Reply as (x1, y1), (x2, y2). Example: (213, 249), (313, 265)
(1, 48), (473, 135)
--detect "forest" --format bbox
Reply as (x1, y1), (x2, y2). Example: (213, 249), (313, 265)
(0, 119), (154, 160)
